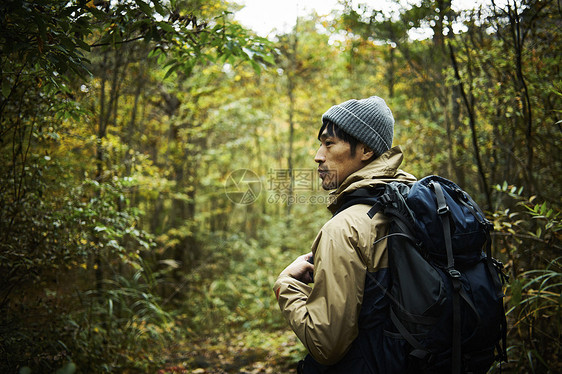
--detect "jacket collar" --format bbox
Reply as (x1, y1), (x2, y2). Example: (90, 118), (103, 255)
(327, 146), (416, 214)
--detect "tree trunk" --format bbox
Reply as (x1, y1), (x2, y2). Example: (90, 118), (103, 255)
(286, 27), (298, 225)
(508, 1), (536, 194)
(448, 42), (492, 208)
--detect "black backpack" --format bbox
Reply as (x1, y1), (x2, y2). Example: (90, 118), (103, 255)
(338, 175), (508, 374)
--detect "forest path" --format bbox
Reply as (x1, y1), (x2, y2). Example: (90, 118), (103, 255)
(158, 330), (302, 374)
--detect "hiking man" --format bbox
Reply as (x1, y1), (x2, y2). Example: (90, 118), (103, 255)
(273, 96), (416, 373)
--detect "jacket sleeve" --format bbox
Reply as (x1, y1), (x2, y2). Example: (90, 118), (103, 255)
(273, 207), (370, 365)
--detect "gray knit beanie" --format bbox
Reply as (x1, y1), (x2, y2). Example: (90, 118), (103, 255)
(321, 96), (394, 157)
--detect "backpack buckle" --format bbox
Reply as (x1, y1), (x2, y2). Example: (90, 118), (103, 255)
(448, 269), (461, 279)
(437, 205), (449, 215)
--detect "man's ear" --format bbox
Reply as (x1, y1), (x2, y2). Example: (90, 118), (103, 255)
(359, 144), (375, 161)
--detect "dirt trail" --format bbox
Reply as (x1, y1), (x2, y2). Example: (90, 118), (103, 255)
(158, 331), (302, 374)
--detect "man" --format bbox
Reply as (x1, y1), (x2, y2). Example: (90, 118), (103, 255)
(273, 96), (416, 373)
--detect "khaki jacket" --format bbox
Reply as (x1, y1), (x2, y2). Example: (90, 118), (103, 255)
(274, 146), (416, 366)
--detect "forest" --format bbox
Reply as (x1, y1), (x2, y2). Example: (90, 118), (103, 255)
(0, 0), (560, 373)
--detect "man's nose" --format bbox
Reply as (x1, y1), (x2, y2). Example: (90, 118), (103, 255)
(314, 147), (325, 164)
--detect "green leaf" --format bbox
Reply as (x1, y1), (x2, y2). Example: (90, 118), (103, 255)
(134, 0), (153, 16)
(510, 278), (522, 306)
(55, 362), (76, 374)
(157, 21), (175, 33)
(75, 38), (91, 52)
(153, 1), (167, 17)
(108, 298), (113, 317)
(1, 79), (11, 98)
(164, 62), (180, 79)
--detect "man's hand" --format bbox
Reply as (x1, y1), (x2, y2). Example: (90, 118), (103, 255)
(279, 252), (314, 284)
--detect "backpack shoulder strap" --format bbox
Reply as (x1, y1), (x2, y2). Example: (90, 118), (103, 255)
(333, 185), (385, 216)
(431, 180), (462, 374)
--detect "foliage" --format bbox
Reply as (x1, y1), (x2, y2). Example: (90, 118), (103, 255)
(492, 182), (561, 272)
(178, 225), (318, 335)
(504, 260), (562, 373)
(0, 0), (92, 85)
(0, 0), (274, 372)
(67, 268), (176, 372)
(492, 183), (561, 373)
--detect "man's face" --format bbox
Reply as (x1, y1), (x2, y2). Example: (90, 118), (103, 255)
(315, 128), (367, 190)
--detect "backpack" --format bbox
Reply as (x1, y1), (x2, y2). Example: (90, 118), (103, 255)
(338, 175), (508, 374)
